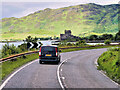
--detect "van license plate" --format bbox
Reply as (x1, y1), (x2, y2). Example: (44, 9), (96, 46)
(46, 54), (51, 56)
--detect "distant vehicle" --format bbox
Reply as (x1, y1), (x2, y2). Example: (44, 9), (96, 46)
(39, 45), (61, 64)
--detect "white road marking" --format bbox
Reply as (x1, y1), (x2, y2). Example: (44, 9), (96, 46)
(58, 51), (120, 89)
(99, 70), (119, 86)
(61, 69), (62, 72)
(57, 59), (67, 90)
(61, 77), (65, 80)
(0, 59), (38, 90)
(57, 54), (80, 90)
(94, 59), (120, 87)
(94, 59), (99, 67)
(2, 49), (118, 89)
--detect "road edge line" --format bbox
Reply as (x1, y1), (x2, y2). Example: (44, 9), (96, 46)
(57, 53), (84, 89)
(94, 59), (120, 87)
(57, 59), (67, 90)
(0, 59), (38, 89)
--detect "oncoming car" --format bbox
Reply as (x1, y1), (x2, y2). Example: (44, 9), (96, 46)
(39, 45), (61, 64)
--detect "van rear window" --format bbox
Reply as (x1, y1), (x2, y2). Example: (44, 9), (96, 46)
(42, 46), (56, 52)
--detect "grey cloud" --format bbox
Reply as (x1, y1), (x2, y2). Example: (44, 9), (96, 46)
(1, 1), (119, 18)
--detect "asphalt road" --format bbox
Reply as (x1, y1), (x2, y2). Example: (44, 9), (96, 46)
(3, 48), (119, 89)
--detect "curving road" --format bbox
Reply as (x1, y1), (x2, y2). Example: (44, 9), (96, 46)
(2, 48), (119, 89)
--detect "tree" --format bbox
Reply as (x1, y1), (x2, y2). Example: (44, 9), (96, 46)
(32, 37), (38, 43)
(99, 34), (113, 40)
(115, 30), (120, 41)
(25, 36), (40, 49)
(89, 35), (98, 40)
(25, 36), (33, 43)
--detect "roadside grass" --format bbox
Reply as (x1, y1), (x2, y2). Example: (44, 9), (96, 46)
(97, 47), (120, 84)
(2, 53), (38, 80)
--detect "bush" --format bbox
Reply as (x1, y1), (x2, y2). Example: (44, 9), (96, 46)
(75, 42), (79, 46)
(67, 43), (72, 46)
(59, 40), (67, 46)
(79, 40), (86, 44)
(2, 43), (28, 58)
(18, 43), (27, 51)
(104, 39), (111, 45)
(2, 44), (19, 58)
(75, 40), (86, 46)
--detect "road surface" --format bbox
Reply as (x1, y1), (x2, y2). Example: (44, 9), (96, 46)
(2, 48), (119, 89)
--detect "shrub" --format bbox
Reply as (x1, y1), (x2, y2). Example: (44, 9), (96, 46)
(67, 43), (72, 46)
(2, 43), (28, 58)
(79, 40), (86, 44)
(59, 40), (67, 46)
(2, 44), (19, 57)
(18, 43), (27, 51)
(75, 42), (79, 46)
(75, 40), (86, 46)
(104, 39), (111, 45)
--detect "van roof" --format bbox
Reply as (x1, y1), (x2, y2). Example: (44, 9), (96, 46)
(41, 45), (58, 47)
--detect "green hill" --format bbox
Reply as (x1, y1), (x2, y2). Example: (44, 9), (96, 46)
(1, 3), (120, 40)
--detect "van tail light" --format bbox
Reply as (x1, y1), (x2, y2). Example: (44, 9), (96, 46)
(39, 47), (41, 56)
(55, 48), (58, 56)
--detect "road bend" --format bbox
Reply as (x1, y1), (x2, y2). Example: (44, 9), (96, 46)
(2, 48), (119, 89)
(60, 48), (119, 88)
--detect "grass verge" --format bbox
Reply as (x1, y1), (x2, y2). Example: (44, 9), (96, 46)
(2, 53), (38, 80)
(97, 47), (120, 84)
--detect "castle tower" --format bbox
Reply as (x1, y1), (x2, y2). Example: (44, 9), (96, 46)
(65, 30), (71, 36)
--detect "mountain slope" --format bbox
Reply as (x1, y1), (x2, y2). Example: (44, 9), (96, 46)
(1, 3), (120, 40)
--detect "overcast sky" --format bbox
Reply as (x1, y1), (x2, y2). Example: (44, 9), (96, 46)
(1, 0), (120, 19)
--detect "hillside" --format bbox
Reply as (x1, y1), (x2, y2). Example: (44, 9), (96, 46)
(1, 3), (120, 40)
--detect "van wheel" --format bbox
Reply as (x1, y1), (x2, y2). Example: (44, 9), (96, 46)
(39, 61), (42, 64)
(56, 61), (60, 64)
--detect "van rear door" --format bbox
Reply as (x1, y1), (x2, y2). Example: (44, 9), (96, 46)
(41, 46), (56, 57)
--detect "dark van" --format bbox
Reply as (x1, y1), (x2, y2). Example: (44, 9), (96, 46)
(39, 45), (61, 64)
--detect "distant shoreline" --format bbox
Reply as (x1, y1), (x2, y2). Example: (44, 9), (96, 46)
(0, 40), (22, 43)
(0, 40), (120, 43)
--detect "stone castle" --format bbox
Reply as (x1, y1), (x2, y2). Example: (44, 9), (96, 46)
(60, 30), (79, 40)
